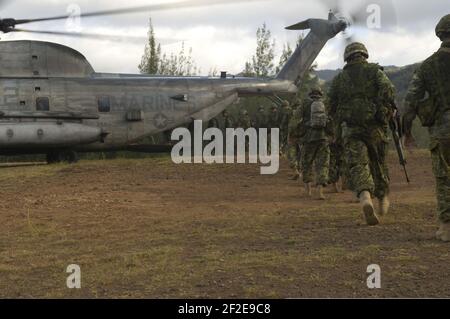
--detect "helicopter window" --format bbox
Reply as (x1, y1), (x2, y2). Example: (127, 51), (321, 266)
(98, 97), (111, 113)
(36, 97), (50, 111)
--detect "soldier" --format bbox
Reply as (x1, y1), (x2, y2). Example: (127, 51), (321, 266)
(208, 116), (220, 129)
(222, 109), (235, 130)
(328, 138), (344, 193)
(238, 109), (252, 129)
(268, 104), (280, 129)
(280, 100), (293, 152)
(254, 105), (268, 130)
(328, 42), (396, 226)
(403, 14), (450, 242)
(299, 87), (331, 200)
(287, 99), (302, 180)
(267, 105), (280, 152)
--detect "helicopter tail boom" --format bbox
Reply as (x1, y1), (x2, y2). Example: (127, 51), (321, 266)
(276, 12), (347, 85)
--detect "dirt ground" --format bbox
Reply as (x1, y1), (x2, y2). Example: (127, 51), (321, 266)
(0, 150), (448, 298)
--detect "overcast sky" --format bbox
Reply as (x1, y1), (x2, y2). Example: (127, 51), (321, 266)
(1, 0), (448, 74)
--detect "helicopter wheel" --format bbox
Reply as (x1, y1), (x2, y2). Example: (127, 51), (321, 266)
(63, 151), (79, 164)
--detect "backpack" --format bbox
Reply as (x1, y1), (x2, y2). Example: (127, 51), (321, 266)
(310, 100), (327, 128)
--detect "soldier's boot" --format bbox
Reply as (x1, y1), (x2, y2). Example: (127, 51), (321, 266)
(359, 191), (379, 226)
(317, 185), (326, 200)
(378, 196), (390, 216)
(305, 183), (312, 197)
(331, 182), (342, 193)
(436, 222), (450, 242)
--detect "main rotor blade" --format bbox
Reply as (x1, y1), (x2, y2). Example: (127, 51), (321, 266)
(11, 28), (179, 44)
(14, 0), (265, 26)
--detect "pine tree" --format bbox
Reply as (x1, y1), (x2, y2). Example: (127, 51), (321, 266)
(138, 18), (160, 74)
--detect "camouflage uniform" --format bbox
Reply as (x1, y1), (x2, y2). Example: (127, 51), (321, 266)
(403, 16), (450, 226)
(238, 110), (252, 129)
(222, 110), (235, 130)
(267, 105), (280, 152)
(287, 100), (302, 177)
(280, 101), (293, 151)
(328, 44), (395, 201)
(299, 92), (331, 186)
(328, 141), (344, 184)
(208, 117), (220, 129)
(268, 105), (280, 129)
(254, 106), (268, 130)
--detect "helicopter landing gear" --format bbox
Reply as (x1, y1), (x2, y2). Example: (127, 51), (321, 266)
(46, 150), (79, 164)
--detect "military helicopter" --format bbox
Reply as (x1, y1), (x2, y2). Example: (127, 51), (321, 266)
(0, 0), (348, 163)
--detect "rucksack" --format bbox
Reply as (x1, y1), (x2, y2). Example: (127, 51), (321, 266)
(310, 100), (327, 128)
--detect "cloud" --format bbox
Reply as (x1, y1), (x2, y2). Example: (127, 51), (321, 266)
(0, 0), (447, 74)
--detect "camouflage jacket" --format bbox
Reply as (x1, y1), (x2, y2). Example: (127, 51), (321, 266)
(208, 118), (220, 129)
(238, 115), (252, 129)
(328, 58), (396, 141)
(280, 105), (293, 130)
(268, 109), (280, 129)
(223, 115), (235, 129)
(254, 110), (268, 129)
(404, 41), (450, 144)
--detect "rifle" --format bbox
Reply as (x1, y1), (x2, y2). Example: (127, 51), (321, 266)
(389, 106), (410, 183)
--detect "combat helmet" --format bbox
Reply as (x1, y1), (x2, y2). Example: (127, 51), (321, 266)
(309, 86), (324, 98)
(281, 100), (290, 107)
(436, 14), (450, 39)
(344, 42), (369, 62)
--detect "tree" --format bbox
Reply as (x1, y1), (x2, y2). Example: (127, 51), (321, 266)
(138, 18), (161, 75)
(158, 43), (199, 76)
(139, 18), (199, 76)
(244, 23), (276, 77)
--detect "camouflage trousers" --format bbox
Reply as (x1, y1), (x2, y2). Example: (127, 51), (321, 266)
(287, 139), (301, 171)
(302, 140), (330, 186)
(430, 139), (450, 223)
(343, 135), (390, 199)
(329, 143), (343, 184)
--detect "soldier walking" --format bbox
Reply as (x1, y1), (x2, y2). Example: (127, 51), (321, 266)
(287, 99), (302, 180)
(254, 105), (268, 130)
(299, 87), (331, 200)
(403, 14), (450, 242)
(280, 100), (293, 152)
(328, 42), (396, 226)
